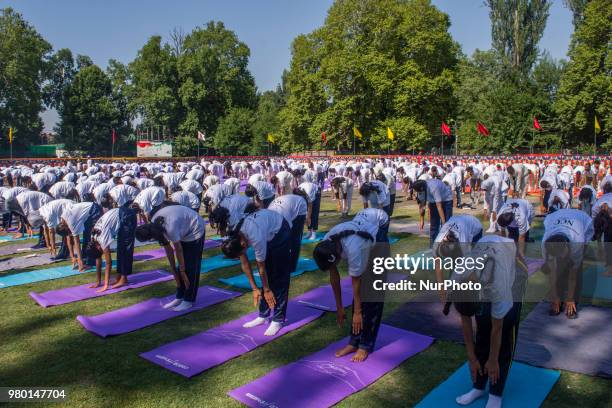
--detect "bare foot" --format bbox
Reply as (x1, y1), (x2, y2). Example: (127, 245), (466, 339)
(351, 349), (369, 362)
(111, 278), (128, 289)
(335, 345), (358, 358)
(88, 282), (101, 289)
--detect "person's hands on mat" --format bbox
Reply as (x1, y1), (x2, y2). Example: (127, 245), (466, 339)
(180, 269), (190, 289)
(336, 307), (346, 327)
(485, 359), (500, 385)
(566, 301), (577, 318)
(468, 356), (482, 383)
(263, 288), (276, 310)
(352, 311), (363, 335)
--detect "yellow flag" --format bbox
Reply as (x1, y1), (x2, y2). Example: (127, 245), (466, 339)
(387, 127), (394, 141)
(8, 127), (12, 144)
(353, 126), (363, 139)
(267, 133), (275, 144)
(595, 116), (601, 134)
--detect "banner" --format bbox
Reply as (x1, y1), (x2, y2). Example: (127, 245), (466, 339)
(136, 141), (172, 158)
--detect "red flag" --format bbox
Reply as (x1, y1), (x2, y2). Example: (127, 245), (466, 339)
(441, 121), (451, 136)
(476, 121), (490, 136)
(112, 128), (117, 144)
(533, 117), (542, 131)
(321, 131), (327, 145)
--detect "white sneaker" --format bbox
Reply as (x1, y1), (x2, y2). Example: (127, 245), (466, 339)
(264, 321), (283, 336)
(243, 316), (266, 328)
(309, 231), (317, 240)
(163, 298), (183, 309)
(172, 301), (193, 312)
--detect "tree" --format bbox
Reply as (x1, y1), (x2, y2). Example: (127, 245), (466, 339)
(486, 0), (551, 77)
(555, 0), (611, 147)
(251, 90), (285, 155)
(213, 107), (255, 155)
(279, 0), (460, 153)
(129, 36), (183, 137)
(56, 64), (125, 154)
(563, 0), (590, 27)
(177, 21), (257, 139)
(0, 8), (52, 151)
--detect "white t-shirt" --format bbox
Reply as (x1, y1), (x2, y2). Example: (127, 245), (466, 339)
(240, 209), (284, 262)
(591, 193), (612, 218)
(425, 179), (453, 203)
(49, 181), (75, 199)
(542, 209), (594, 261)
(298, 182), (319, 202)
(16, 191), (52, 216)
(39, 199), (74, 228)
(268, 194), (308, 228)
(171, 190), (200, 210)
(133, 187), (165, 215)
(434, 214), (483, 244)
(180, 179), (204, 195)
(548, 189), (570, 210)
(249, 181), (276, 200)
(365, 180), (390, 207)
(354, 208), (389, 228)
(497, 198), (534, 234)
(152, 205), (205, 243)
(323, 220), (377, 277)
(109, 185), (139, 207)
(219, 194), (252, 229)
(93, 208), (121, 250)
(62, 202), (95, 236)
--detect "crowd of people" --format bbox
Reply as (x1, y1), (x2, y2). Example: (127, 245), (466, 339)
(1, 154), (611, 408)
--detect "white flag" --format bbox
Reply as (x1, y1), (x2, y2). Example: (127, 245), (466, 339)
(197, 130), (206, 141)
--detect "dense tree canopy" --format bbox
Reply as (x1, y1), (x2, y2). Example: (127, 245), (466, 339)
(0, 8), (51, 150)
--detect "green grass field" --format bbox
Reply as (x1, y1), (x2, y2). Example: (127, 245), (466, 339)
(0, 191), (609, 407)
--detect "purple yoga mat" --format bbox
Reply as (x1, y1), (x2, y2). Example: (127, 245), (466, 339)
(140, 301), (324, 377)
(133, 240), (221, 262)
(77, 286), (242, 337)
(229, 325), (434, 408)
(294, 278), (353, 311)
(29, 270), (173, 308)
(526, 257), (545, 276)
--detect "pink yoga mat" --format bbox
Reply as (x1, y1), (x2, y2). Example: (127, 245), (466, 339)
(140, 301), (324, 377)
(77, 286), (242, 337)
(29, 270), (173, 308)
(228, 325), (434, 408)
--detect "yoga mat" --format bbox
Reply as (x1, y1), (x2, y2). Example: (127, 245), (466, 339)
(515, 302), (612, 378)
(77, 286), (242, 337)
(133, 248), (168, 262)
(218, 258), (319, 289)
(294, 277), (354, 311)
(29, 270), (173, 308)
(0, 252), (60, 273)
(300, 233), (399, 245)
(0, 262), (114, 289)
(526, 257), (545, 276)
(580, 265), (612, 300)
(0, 234), (39, 242)
(228, 325), (434, 408)
(0, 242), (39, 256)
(201, 247), (256, 273)
(140, 301), (324, 377)
(389, 221), (430, 237)
(415, 361), (560, 408)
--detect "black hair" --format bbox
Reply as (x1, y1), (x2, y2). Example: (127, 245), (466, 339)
(85, 239), (102, 260)
(544, 233), (571, 259)
(412, 180), (427, 193)
(539, 180), (551, 189)
(209, 206), (230, 233)
(603, 182), (612, 194)
(375, 173), (386, 183)
(496, 211), (515, 228)
(312, 229), (374, 271)
(221, 235), (246, 259)
(578, 187), (594, 202)
(506, 166), (515, 175)
(244, 184), (258, 198)
(55, 222), (70, 237)
(134, 217), (169, 245)
(593, 210), (611, 241)
(437, 231), (462, 259)
(100, 193), (113, 209)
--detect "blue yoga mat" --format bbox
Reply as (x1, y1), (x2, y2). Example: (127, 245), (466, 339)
(0, 234), (39, 242)
(0, 261), (116, 289)
(580, 265), (612, 300)
(416, 361), (560, 408)
(218, 258), (319, 289)
(201, 247), (255, 273)
(301, 232), (399, 245)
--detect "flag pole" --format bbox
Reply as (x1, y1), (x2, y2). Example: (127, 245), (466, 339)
(594, 123), (597, 156)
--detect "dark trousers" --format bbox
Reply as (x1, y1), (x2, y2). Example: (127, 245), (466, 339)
(259, 220), (292, 322)
(388, 194), (396, 217)
(116, 206), (136, 276)
(2, 212), (10, 229)
(176, 236), (205, 302)
(507, 227), (529, 243)
(55, 236), (70, 259)
(82, 203), (103, 267)
(36, 226), (46, 247)
(543, 189), (551, 211)
(474, 302), (522, 397)
(455, 186), (462, 207)
(317, 172), (326, 192)
(604, 230), (612, 266)
(349, 300), (385, 352)
(308, 191), (321, 231)
(289, 215), (306, 272)
(429, 201), (453, 246)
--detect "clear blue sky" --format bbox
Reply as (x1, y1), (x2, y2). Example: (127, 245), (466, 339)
(1, 0), (573, 131)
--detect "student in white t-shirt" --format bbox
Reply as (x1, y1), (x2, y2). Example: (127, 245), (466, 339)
(221, 209), (292, 336)
(208, 194), (252, 236)
(451, 235), (527, 408)
(592, 193), (612, 277)
(135, 205), (206, 311)
(577, 184), (597, 216)
(132, 186), (166, 222)
(295, 181), (321, 240)
(413, 179), (454, 246)
(86, 208), (125, 292)
(496, 198), (534, 259)
(547, 189), (570, 213)
(245, 180), (276, 209)
(331, 176), (354, 217)
(56, 201), (103, 271)
(37, 198), (74, 260)
(312, 219), (380, 362)
(542, 209), (594, 318)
